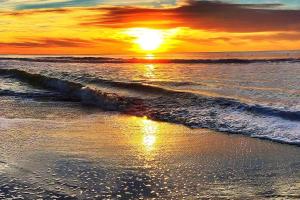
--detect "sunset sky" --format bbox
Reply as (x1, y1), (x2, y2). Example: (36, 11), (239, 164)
(1, 0), (300, 54)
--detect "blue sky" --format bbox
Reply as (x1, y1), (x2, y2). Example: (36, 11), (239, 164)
(0, 0), (298, 10)
(2, 0), (178, 10)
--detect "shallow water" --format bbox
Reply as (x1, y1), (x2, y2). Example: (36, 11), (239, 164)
(0, 97), (300, 199)
(0, 51), (300, 144)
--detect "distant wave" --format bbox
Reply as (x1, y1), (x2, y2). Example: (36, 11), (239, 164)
(0, 68), (299, 145)
(1, 56), (300, 64)
(0, 68), (140, 111)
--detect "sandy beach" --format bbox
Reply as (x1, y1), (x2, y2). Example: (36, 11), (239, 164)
(1, 98), (300, 199)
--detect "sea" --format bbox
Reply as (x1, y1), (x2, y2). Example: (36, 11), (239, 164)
(0, 51), (300, 199)
(1, 51), (299, 145)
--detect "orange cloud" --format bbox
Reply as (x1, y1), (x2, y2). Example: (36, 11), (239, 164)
(1, 0), (300, 54)
(0, 38), (93, 48)
(0, 36), (135, 54)
(0, 8), (70, 16)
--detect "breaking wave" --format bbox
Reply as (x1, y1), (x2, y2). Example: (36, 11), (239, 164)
(0, 68), (299, 145)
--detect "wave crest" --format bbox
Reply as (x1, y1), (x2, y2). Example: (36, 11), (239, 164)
(1, 68), (299, 145)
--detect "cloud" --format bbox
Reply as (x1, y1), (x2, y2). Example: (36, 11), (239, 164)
(0, 38), (93, 48)
(218, 0), (300, 9)
(82, 0), (300, 32)
(16, 0), (101, 10)
(0, 8), (69, 16)
(5, 0), (178, 10)
(238, 32), (300, 41)
(0, 37), (132, 49)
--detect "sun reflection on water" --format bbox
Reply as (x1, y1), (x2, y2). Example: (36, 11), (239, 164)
(145, 54), (155, 60)
(143, 135), (156, 150)
(145, 64), (156, 78)
(141, 117), (158, 152)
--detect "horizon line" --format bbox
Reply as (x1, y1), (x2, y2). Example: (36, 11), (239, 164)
(1, 49), (300, 56)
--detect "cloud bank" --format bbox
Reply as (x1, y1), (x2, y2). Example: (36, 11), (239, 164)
(83, 0), (300, 32)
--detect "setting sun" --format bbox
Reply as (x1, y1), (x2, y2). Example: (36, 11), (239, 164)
(127, 28), (164, 51)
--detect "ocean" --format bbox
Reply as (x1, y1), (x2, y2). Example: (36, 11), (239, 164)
(1, 51), (300, 145)
(0, 51), (300, 199)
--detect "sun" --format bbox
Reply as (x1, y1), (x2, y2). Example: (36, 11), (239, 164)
(127, 28), (164, 51)
(136, 29), (163, 51)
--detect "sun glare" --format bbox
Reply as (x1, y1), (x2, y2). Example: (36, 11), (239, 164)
(127, 28), (164, 51)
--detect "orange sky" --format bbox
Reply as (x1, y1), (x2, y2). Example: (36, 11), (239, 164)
(1, 0), (300, 54)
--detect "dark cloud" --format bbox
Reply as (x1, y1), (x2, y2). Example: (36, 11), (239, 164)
(82, 0), (300, 32)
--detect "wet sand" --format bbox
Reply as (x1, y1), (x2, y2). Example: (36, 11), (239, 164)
(0, 99), (300, 199)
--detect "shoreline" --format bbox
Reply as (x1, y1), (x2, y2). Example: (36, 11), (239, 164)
(1, 104), (300, 198)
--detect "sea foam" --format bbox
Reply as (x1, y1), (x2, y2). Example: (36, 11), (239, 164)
(0, 68), (299, 145)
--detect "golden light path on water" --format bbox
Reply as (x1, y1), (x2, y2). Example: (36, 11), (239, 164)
(141, 117), (158, 152)
(143, 64), (156, 79)
(133, 55), (158, 80)
(125, 116), (159, 154)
